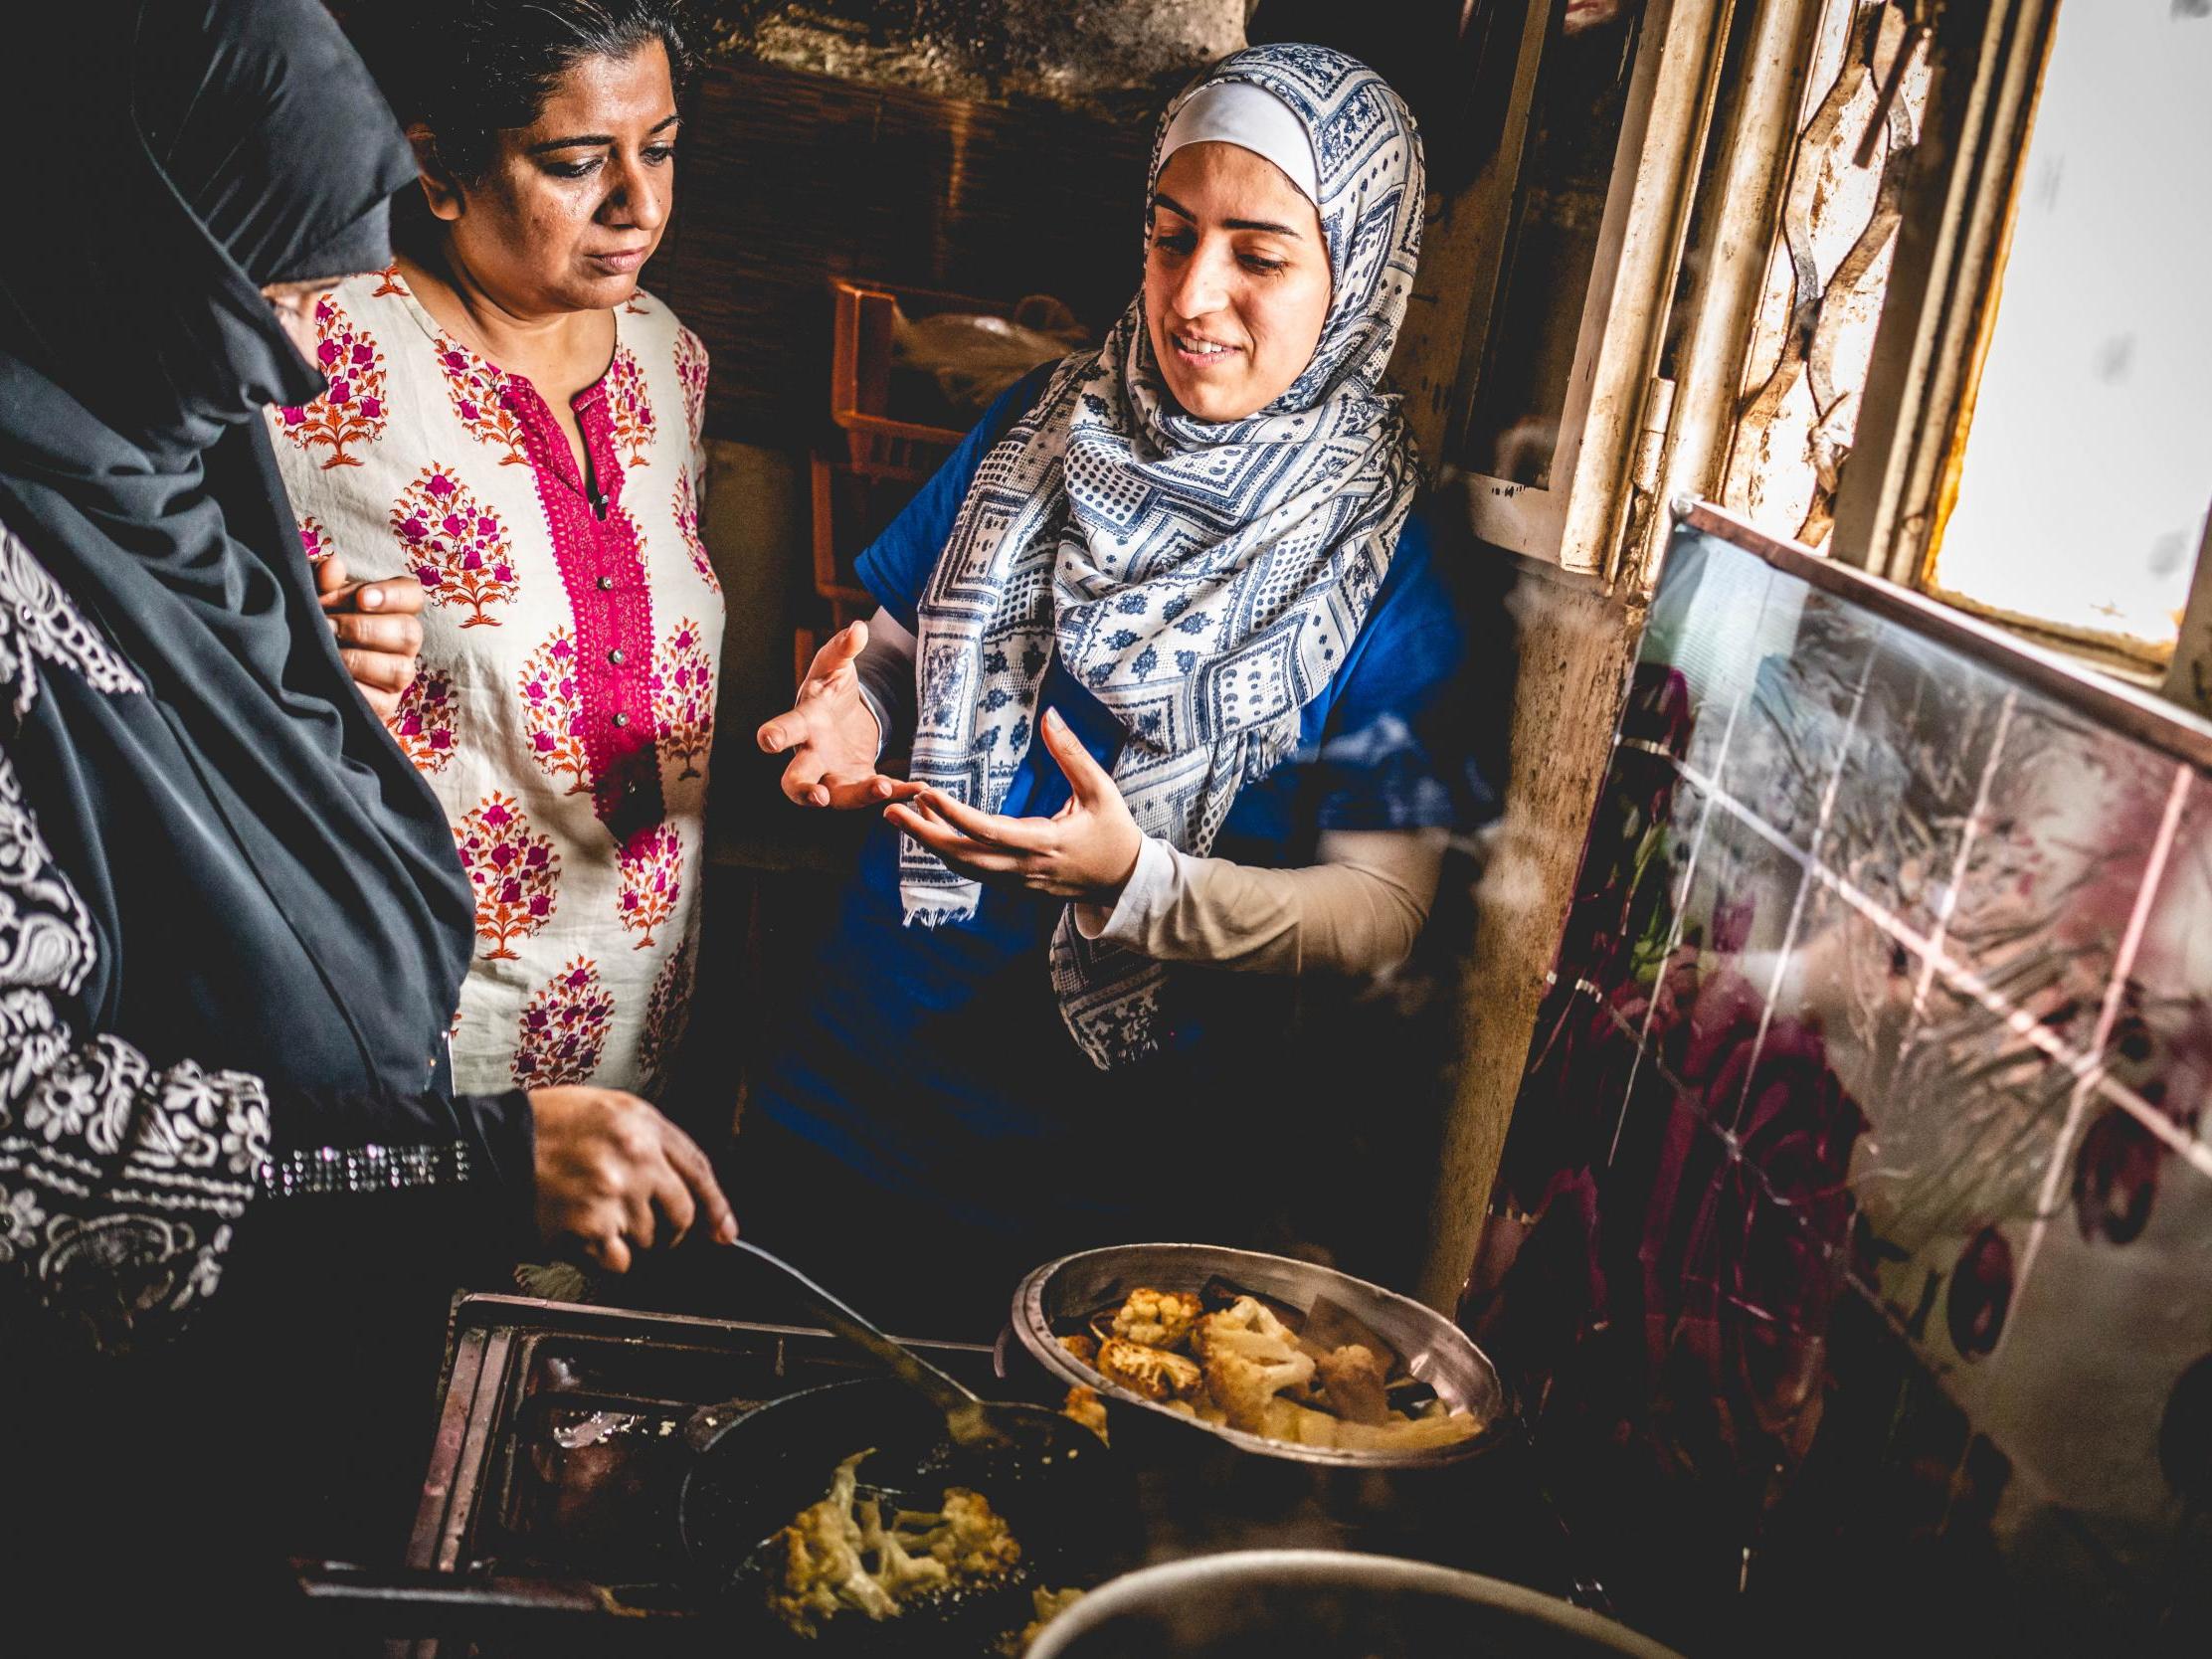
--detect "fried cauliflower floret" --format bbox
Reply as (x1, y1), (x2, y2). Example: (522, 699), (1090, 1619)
(1058, 1332), (1099, 1367)
(1109, 1287), (1204, 1350)
(1191, 1295), (1303, 1364)
(766, 1453), (1022, 1637)
(856, 1496), (953, 1598)
(898, 1487), (1021, 1580)
(1096, 1337), (1202, 1402)
(1314, 1343), (1391, 1425)
(1202, 1345), (1317, 1434)
(1061, 1384), (1110, 1441)
(767, 1449), (900, 1636)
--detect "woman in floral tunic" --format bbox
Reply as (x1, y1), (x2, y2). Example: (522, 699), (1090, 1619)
(276, 0), (721, 1098)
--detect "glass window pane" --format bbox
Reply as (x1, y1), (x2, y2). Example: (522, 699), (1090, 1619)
(1929, 0), (2212, 657)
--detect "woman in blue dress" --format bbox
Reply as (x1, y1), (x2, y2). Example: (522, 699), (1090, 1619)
(747, 44), (1481, 1331)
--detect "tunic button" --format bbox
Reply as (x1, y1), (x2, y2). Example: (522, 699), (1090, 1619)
(612, 711), (630, 728)
(596, 575), (615, 592)
(609, 646), (627, 665)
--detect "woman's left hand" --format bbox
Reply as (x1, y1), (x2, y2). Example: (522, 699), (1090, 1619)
(317, 551), (425, 719)
(885, 706), (1144, 905)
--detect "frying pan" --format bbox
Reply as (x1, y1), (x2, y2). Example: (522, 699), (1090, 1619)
(674, 1242), (1139, 1648)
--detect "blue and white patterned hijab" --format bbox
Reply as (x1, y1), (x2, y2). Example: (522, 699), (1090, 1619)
(903, 43), (1425, 1070)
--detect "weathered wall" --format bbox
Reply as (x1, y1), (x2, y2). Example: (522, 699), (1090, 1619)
(694, 0), (1242, 118)
(644, 59), (1151, 445)
(1416, 550), (1645, 1309)
(1726, 1), (1932, 548)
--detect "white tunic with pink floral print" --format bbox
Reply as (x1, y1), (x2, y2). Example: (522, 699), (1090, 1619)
(271, 270), (720, 1096)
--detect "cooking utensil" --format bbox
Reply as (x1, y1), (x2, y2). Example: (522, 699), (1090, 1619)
(1023, 1550), (1688, 1659)
(680, 1374), (1134, 1656)
(675, 1241), (1135, 1616)
(702, 1237), (1105, 1469)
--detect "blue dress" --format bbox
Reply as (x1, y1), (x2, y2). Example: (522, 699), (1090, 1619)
(747, 366), (1484, 1266)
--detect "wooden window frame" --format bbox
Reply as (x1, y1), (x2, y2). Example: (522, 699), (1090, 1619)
(1829, 0), (2212, 707)
(1445, 0), (1735, 579)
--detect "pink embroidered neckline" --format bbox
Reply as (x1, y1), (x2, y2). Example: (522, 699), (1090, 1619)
(498, 365), (663, 843)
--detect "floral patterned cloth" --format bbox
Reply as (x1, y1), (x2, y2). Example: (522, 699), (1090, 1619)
(273, 273), (720, 1095)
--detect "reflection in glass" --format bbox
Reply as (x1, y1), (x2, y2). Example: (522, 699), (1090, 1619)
(1457, 0), (1647, 488)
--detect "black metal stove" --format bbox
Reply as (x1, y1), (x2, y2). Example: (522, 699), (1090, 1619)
(293, 1291), (1598, 1653)
(295, 1292), (1004, 1652)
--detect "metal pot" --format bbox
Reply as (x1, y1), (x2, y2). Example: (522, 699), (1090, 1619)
(1023, 1551), (1686, 1659)
(1012, 1243), (1508, 1469)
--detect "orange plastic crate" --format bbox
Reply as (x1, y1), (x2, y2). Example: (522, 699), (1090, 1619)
(810, 452), (930, 607)
(829, 276), (1017, 470)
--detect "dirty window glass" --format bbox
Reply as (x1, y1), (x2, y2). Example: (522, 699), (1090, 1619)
(1928, 0), (2212, 660)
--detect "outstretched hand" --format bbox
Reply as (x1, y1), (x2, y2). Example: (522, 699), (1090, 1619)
(886, 706), (1143, 905)
(757, 620), (922, 809)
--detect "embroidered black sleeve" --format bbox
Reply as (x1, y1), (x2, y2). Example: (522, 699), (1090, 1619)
(0, 530), (513, 1352)
(0, 756), (270, 1354)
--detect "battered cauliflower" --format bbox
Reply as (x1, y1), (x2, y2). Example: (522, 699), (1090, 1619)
(1096, 1337), (1202, 1402)
(765, 1450), (899, 1636)
(856, 1495), (951, 1597)
(906, 1488), (1023, 1581)
(1194, 1345), (1309, 1433)
(1109, 1287), (1203, 1350)
(765, 1450), (1022, 1638)
(1055, 1289), (1486, 1457)
(1061, 1384), (1110, 1441)
(1314, 1342), (1390, 1425)
(1191, 1295), (1303, 1364)
(1058, 1332), (1099, 1367)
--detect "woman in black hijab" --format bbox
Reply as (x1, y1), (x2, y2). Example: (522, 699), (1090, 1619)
(0, 0), (732, 1620)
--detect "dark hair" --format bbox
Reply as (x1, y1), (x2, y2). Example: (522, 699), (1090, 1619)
(361, 1), (695, 185)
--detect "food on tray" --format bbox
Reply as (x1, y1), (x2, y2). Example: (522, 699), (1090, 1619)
(765, 1448), (1021, 1637)
(1096, 1336), (1201, 1402)
(1063, 1288), (1484, 1454)
(1313, 1342), (1390, 1426)
(1060, 1384), (1109, 1441)
(1109, 1287), (1203, 1350)
(1057, 1331), (1098, 1367)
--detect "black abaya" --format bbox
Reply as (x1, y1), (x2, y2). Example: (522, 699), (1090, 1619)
(0, 0), (544, 1624)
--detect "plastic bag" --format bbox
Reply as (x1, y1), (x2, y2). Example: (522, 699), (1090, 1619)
(891, 294), (1090, 415)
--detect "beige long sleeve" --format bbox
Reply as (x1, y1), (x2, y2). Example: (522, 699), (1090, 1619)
(1073, 828), (1446, 976)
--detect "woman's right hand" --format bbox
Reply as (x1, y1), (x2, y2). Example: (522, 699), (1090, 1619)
(756, 620), (921, 809)
(528, 1086), (738, 1273)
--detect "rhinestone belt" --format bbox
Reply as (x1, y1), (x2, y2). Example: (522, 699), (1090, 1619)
(256, 1142), (474, 1198)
